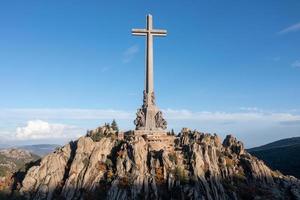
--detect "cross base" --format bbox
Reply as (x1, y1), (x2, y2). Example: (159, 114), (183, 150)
(134, 129), (167, 136)
(133, 130), (175, 151)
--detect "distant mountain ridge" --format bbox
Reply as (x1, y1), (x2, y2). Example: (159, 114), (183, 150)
(0, 144), (60, 156)
(249, 137), (300, 152)
(18, 144), (60, 157)
(248, 136), (300, 179)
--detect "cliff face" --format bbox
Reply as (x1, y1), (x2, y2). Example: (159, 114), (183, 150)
(0, 149), (39, 174)
(13, 125), (300, 200)
(0, 149), (39, 194)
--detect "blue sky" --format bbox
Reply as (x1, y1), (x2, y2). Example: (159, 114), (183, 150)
(0, 1), (300, 148)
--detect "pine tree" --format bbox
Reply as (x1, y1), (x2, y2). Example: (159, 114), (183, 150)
(111, 119), (119, 132)
(171, 129), (175, 136)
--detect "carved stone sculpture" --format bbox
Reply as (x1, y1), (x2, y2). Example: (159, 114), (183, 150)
(143, 90), (148, 108)
(151, 92), (155, 105)
(134, 108), (145, 129)
(155, 111), (167, 130)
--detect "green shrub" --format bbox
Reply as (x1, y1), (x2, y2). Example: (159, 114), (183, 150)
(225, 157), (234, 167)
(0, 166), (9, 177)
(111, 119), (119, 132)
(168, 153), (177, 163)
(82, 157), (90, 167)
(91, 132), (104, 142)
(173, 166), (189, 184)
(105, 159), (113, 168)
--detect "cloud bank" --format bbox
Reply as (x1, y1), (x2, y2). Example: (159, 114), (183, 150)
(1, 108), (300, 125)
(0, 108), (299, 147)
(15, 120), (76, 140)
(163, 108), (300, 123)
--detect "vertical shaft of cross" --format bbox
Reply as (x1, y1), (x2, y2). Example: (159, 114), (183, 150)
(132, 14), (167, 106)
(146, 15), (154, 95)
(132, 14), (168, 131)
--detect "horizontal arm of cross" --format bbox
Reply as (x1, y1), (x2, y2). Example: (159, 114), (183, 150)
(132, 29), (167, 36)
(151, 29), (167, 36)
(132, 29), (147, 36)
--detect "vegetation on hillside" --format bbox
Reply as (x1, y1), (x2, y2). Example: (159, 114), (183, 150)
(250, 144), (300, 178)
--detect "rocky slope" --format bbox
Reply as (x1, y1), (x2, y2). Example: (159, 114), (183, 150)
(0, 148), (39, 177)
(9, 125), (300, 200)
(249, 137), (300, 179)
(0, 149), (39, 198)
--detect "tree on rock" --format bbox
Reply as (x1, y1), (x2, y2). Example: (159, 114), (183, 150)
(171, 129), (175, 135)
(111, 119), (119, 132)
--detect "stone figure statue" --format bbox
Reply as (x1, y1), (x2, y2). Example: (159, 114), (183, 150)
(134, 108), (145, 129)
(151, 92), (155, 105)
(155, 111), (167, 130)
(143, 90), (148, 108)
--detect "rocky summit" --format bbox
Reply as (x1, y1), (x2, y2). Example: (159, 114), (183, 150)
(8, 124), (300, 200)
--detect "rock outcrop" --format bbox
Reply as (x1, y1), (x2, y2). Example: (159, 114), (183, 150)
(10, 125), (300, 200)
(0, 148), (39, 194)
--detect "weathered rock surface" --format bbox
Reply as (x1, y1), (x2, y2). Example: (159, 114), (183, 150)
(11, 125), (300, 200)
(0, 148), (39, 172)
(0, 148), (39, 194)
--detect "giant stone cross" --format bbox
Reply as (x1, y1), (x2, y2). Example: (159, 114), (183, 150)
(132, 14), (167, 132)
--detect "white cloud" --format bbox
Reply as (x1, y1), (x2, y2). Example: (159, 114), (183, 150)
(122, 45), (139, 63)
(1, 108), (300, 124)
(15, 120), (79, 140)
(292, 60), (300, 68)
(162, 109), (300, 148)
(1, 108), (300, 147)
(239, 107), (261, 112)
(278, 22), (300, 35)
(162, 108), (300, 123)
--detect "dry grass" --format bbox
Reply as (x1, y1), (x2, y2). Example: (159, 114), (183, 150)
(225, 157), (234, 167)
(97, 161), (107, 171)
(118, 177), (130, 189)
(155, 166), (164, 185)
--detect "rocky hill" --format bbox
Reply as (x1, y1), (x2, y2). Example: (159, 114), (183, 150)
(0, 148), (40, 177)
(0, 148), (39, 198)
(6, 125), (300, 200)
(249, 137), (300, 179)
(249, 137), (300, 152)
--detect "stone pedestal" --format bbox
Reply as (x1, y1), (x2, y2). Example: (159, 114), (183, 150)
(134, 129), (167, 136)
(134, 91), (167, 132)
(144, 105), (158, 131)
(133, 130), (175, 151)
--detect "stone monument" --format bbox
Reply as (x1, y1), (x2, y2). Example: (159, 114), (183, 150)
(132, 14), (167, 134)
